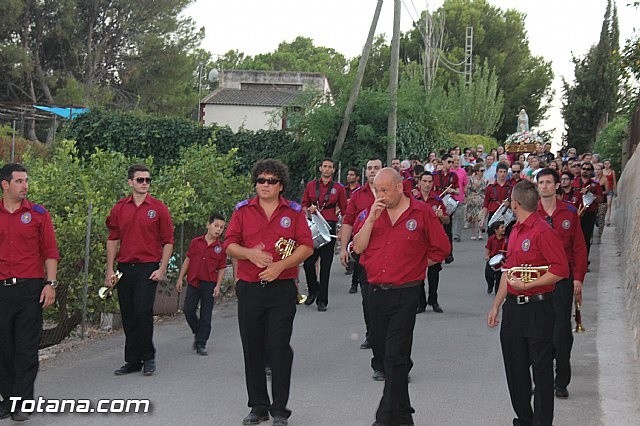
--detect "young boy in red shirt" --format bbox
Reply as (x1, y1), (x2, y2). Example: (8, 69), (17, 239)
(176, 213), (227, 355)
(484, 221), (506, 294)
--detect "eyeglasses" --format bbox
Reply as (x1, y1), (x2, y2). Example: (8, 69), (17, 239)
(256, 177), (281, 185)
(446, 160), (453, 164)
(582, 167), (593, 171)
(479, 169), (485, 172)
(134, 177), (152, 184)
(561, 177), (570, 180)
(571, 164), (581, 168)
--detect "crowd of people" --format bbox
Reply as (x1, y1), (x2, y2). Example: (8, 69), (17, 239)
(0, 144), (616, 425)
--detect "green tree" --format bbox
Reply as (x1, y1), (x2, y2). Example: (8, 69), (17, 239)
(593, 115), (626, 173)
(562, 0), (621, 153)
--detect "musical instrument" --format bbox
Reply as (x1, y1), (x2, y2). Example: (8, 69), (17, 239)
(439, 185), (452, 198)
(488, 253), (505, 271)
(506, 265), (549, 284)
(574, 300), (585, 332)
(98, 271), (123, 300)
(346, 240), (359, 262)
(488, 201), (515, 228)
(577, 192), (597, 216)
(273, 237), (307, 304)
(307, 212), (336, 249)
(442, 194), (458, 215)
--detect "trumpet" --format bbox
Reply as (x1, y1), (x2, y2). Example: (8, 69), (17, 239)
(574, 300), (585, 332)
(273, 237), (306, 305)
(506, 265), (549, 284)
(98, 271), (123, 300)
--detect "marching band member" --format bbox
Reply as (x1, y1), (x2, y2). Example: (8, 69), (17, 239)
(484, 221), (507, 295)
(482, 162), (512, 237)
(571, 163), (604, 257)
(432, 154), (459, 263)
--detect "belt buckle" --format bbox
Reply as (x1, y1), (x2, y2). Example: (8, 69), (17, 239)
(380, 284), (393, 290)
(2, 278), (17, 286)
(516, 295), (529, 305)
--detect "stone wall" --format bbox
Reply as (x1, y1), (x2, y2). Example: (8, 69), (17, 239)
(615, 144), (640, 353)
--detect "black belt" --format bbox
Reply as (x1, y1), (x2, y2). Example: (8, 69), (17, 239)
(0, 278), (33, 286)
(506, 292), (553, 305)
(373, 280), (422, 290)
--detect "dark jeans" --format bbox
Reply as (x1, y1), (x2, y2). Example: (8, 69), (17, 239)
(370, 285), (419, 426)
(303, 222), (337, 305)
(236, 279), (297, 419)
(500, 297), (555, 426)
(552, 279), (574, 389)
(117, 262), (159, 363)
(580, 211), (597, 257)
(0, 280), (43, 402)
(485, 261), (501, 294)
(183, 280), (216, 347)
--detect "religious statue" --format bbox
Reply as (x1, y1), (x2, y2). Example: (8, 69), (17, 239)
(517, 108), (529, 133)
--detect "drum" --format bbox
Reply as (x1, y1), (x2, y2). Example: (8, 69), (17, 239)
(488, 204), (515, 228)
(442, 194), (458, 215)
(307, 212), (334, 249)
(489, 254), (505, 271)
(582, 192), (596, 209)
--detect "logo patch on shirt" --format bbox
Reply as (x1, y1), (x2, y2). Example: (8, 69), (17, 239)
(20, 212), (32, 224)
(147, 209), (157, 219)
(521, 239), (531, 252)
(280, 216), (291, 228)
(562, 220), (571, 230)
(406, 219), (417, 231)
(330, 188), (337, 195)
(214, 245), (222, 254)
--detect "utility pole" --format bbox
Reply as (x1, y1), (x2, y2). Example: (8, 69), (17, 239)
(465, 26), (473, 85)
(331, 0), (384, 160)
(387, 0), (401, 164)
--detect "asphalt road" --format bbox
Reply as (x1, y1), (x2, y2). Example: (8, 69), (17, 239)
(25, 224), (640, 425)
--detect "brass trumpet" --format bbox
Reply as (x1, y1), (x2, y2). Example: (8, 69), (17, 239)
(98, 271), (123, 300)
(574, 300), (585, 332)
(506, 265), (549, 284)
(273, 238), (306, 305)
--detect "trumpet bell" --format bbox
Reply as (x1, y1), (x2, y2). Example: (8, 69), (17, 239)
(296, 294), (307, 305)
(98, 286), (113, 300)
(574, 323), (585, 333)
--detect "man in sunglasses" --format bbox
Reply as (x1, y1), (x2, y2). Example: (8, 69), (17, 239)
(300, 158), (347, 311)
(432, 153), (459, 263)
(105, 164), (174, 377)
(571, 162), (603, 257)
(225, 159), (313, 426)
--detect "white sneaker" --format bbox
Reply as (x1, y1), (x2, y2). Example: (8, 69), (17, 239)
(470, 236), (476, 240)
(478, 234), (483, 240)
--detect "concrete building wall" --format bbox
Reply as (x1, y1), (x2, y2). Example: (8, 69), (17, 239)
(219, 70), (326, 92)
(202, 104), (281, 131)
(615, 144), (640, 353)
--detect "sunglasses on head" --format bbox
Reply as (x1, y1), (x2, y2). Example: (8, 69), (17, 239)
(256, 177), (281, 185)
(135, 177), (152, 184)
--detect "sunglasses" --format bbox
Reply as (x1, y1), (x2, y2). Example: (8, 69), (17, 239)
(479, 169), (485, 172)
(446, 160), (453, 164)
(256, 177), (281, 185)
(582, 167), (593, 171)
(134, 177), (153, 184)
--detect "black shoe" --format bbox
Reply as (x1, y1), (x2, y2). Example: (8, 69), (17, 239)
(11, 410), (30, 422)
(345, 269), (353, 275)
(360, 339), (371, 349)
(196, 346), (208, 356)
(114, 362), (142, 375)
(143, 359), (156, 376)
(349, 284), (358, 294)
(555, 386), (569, 399)
(272, 416), (288, 426)
(192, 339), (197, 351)
(453, 237), (461, 242)
(431, 303), (443, 313)
(242, 409), (269, 425)
(416, 305), (426, 314)
(372, 370), (386, 381)
(487, 287), (493, 294)
(304, 293), (316, 305)
(444, 255), (454, 264)
(0, 401), (10, 419)
(317, 302), (327, 312)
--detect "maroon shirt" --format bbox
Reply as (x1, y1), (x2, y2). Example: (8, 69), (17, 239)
(0, 199), (59, 279)
(106, 194), (174, 263)
(559, 188), (580, 208)
(536, 201), (588, 282)
(301, 179), (348, 222)
(571, 177), (603, 213)
(432, 171), (459, 194)
(416, 190), (446, 215)
(224, 196), (313, 282)
(354, 198), (450, 286)
(343, 183), (375, 226)
(485, 234), (507, 258)
(483, 181), (512, 212)
(345, 183), (361, 200)
(503, 213), (569, 296)
(186, 235), (227, 288)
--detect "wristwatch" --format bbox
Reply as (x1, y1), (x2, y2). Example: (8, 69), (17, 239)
(44, 280), (59, 289)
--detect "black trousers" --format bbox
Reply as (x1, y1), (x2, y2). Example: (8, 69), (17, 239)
(426, 263), (442, 305)
(500, 297), (555, 426)
(487, 210), (497, 237)
(183, 280), (216, 347)
(359, 266), (384, 372)
(0, 280), (43, 403)
(552, 279), (574, 389)
(236, 279), (296, 419)
(485, 262), (502, 294)
(117, 262), (159, 363)
(443, 220), (453, 256)
(370, 285), (419, 426)
(303, 222), (337, 305)
(580, 211), (597, 257)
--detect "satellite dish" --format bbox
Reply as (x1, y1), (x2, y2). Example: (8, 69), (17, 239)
(208, 69), (219, 83)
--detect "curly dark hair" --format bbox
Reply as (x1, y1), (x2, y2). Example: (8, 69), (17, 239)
(251, 159), (290, 192)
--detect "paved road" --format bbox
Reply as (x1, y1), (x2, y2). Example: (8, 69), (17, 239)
(25, 225), (640, 425)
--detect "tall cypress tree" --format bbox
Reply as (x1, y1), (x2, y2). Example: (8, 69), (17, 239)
(562, 0), (620, 153)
